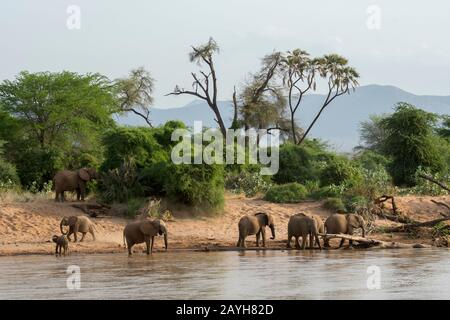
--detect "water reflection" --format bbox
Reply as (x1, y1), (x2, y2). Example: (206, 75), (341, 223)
(0, 249), (448, 299)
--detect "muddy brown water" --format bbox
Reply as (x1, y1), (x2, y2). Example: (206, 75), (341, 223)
(0, 249), (449, 299)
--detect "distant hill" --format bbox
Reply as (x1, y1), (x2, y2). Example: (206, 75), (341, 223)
(115, 84), (450, 151)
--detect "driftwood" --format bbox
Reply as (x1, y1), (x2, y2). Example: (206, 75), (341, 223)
(383, 216), (450, 233)
(431, 199), (450, 211)
(71, 203), (111, 218)
(418, 174), (450, 192)
(374, 195), (399, 214)
(321, 233), (430, 249)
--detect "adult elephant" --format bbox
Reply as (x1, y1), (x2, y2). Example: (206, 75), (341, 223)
(287, 215), (322, 250)
(324, 213), (365, 248)
(295, 212), (324, 234)
(60, 215), (96, 242)
(53, 168), (98, 202)
(236, 212), (275, 248)
(123, 219), (168, 255)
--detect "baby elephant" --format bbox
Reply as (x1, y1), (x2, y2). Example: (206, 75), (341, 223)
(52, 234), (69, 256)
(236, 212), (275, 248)
(287, 215), (322, 250)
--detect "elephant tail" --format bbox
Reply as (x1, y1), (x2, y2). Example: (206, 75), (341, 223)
(122, 231), (127, 250)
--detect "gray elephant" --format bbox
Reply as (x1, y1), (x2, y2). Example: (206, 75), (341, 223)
(60, 216), (96, 242)
(324, 213), (365, 248)
(295, 212), (324, 234)
(53, 168), (98, 202)
(123, 219), (168, 255)
(236, 212), (275, 248)
(287, 215), (322, 250)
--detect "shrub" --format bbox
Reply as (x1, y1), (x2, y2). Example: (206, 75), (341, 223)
(344, 195), (370, 212)
(126, 197), (148, 218)
(163, 163), (225, 211)
(320, 155), (362, 187)
(354, 150), (391, 172)
(264, 183), (308, 203)
(323, 197), (346, 212)
(273, 143), (317, 184)
(225, 170), (271, 197)
(0, 159), (19, 186)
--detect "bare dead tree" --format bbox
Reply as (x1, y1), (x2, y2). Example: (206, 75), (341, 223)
(166, 38), (227, 136)
(418, 173), (450, 192)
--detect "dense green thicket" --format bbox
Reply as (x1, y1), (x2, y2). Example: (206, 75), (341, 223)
(264, 182), (308, 203)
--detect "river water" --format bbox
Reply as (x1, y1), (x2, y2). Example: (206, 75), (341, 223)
(0, 249), (449, 299)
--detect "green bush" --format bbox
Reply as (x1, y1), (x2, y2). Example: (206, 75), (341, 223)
(225, 170), (272, 197)
(273, 143), (317, 184)
(0, 159), (19, 186)
(163, 163), (225, 211)
(354, 150), (391, 172)
(264, 183), (308, 203)
(344, 195), (370, 212)
(126, 197), (148, 218)
(323, 197), (346, 212)
(320, 155), (362, 187)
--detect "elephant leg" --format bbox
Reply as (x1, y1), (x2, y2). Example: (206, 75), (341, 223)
(236, 236), (242, 247)
(151, 236), (155, 254)
(338, 238), (345, 248)
(145, 237), (151, 255)
(80, 232), (86, 242)
(76, 189), (81, 201)
(79, 183), (86, 201)
(309, 233), (314, 249)
(61, 191), (66, 202)
(315, 234), (322, 250)
(255, 232), (260, 247)
(89, 228), (96, 241)
(127, 241), (133, 255)
(348, 239), (353, 248)
(261, 229), (266, 247)
(301, 235), (307, 250)
(73, 232), (78, 243)
(287, 234), (292, 248)
(295, 236), (300, 249)
(55, 245), (59, 255)
(55, 192), (59, 202)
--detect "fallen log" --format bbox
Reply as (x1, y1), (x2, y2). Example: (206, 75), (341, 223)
(418, 174), (450, 192)
(383, 216), (450, 233)
(431, 199), (450, 211)
(321, 233), (430, 249)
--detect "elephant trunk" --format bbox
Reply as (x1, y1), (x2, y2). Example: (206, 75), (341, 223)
(270, 225), (275, 240)
(163, 232), (168, 250)
(60, 220), (66, 235)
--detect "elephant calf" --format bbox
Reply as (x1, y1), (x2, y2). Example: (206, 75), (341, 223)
(324, 213), (365, 248)
(287, 215), (322, 250)
(123, 219), (168, 255)
(236, 212), (275, 248)
(60, 215), (96, 242)
(52, 234), (69, 256)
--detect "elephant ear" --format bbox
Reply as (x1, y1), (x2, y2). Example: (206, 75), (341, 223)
(254, 212), (269, 226)
(139, 220), (158, 236)
(78, 168), (90, 181)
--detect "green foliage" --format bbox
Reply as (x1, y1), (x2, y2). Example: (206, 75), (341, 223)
(126, 197), (148, 218)
(225, 170), (272, 197)
(323, 197), (346, 212)
(344, 195), (370, 212)
(264, 182), (308, 203)
(98, 159), (144, 203)
(163, 163), (225, 211)
(320, 155), (362, 187)
(381, 103), (446, 186)
(152, 121), (187, 147)
(354, 150), (391, 172)
(408, 167), (449, 196)
(15, 147), (63, 189)
(101, 127), (166, 171)
(273, 143), (319, 184)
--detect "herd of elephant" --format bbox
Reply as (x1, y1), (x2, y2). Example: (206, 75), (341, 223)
(51, 168), (366, 255)
(53, 211), (365, 256)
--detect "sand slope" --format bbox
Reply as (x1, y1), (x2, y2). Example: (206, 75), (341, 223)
(0, 194), (449, 255)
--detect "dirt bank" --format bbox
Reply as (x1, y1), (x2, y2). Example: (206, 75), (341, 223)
(0, 194), (449, 256)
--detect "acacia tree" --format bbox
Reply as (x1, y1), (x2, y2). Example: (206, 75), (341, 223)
(279, 49), (316, 143)
(233, 52), (291, 136)
(115, 67), (155, 127)
(297, 54), (359, 144)
(167, 38), (227, 136)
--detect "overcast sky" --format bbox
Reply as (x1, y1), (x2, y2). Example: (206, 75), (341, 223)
(1, 0), (450, 108)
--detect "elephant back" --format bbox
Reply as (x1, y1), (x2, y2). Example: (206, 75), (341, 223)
(77, 216), (93, 233)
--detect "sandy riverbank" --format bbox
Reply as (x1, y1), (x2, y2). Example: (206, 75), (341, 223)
(0, 194), (449, 256)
